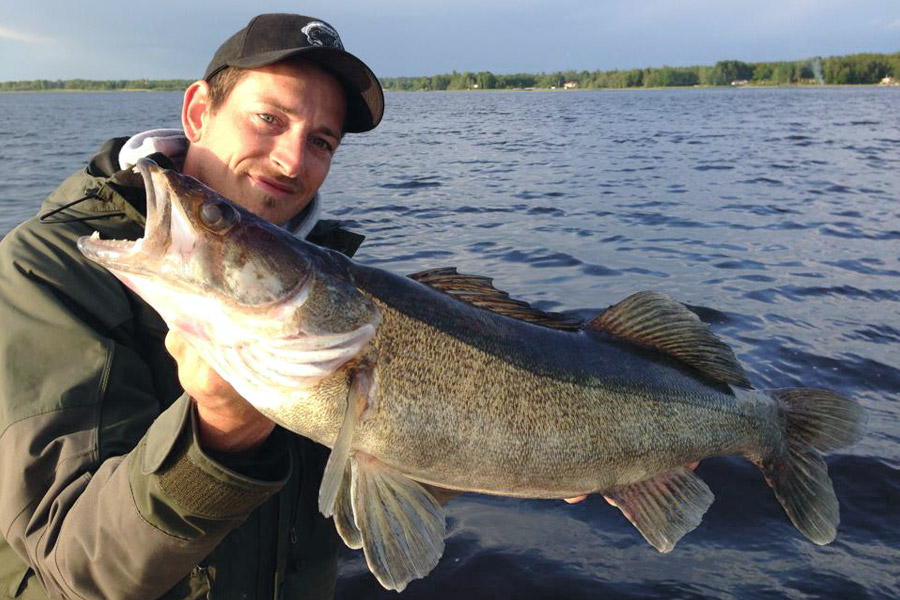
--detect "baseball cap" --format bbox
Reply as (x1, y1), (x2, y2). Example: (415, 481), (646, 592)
(204, 13), (384, 133)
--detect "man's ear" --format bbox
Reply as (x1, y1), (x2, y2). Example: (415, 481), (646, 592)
(182, 80), (212, 143)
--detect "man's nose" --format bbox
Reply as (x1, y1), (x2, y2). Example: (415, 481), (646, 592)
(270, 132), (305, 178)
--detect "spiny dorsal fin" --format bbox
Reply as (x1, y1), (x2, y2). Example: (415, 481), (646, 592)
(588, 291), (751, 387)
(408, 267), (583, 331)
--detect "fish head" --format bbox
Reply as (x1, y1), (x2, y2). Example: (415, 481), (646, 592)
(78, 157), (378, 345)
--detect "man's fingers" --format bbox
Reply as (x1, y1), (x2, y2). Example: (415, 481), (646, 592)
(164, 331), (274, 453)
(165, 330), (236, 400)
(564, 495), (587, 504)
(164, 330), (184, 356)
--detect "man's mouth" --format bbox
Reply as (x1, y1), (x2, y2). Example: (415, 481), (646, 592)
(250, 174), (301, 198)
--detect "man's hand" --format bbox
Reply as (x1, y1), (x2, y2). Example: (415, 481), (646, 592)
(165, 330), (275, 455)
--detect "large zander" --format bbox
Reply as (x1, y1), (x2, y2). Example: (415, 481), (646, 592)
(78, 158), (865, 591)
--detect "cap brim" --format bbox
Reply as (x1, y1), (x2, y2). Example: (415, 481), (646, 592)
(221, 46), (383, 133)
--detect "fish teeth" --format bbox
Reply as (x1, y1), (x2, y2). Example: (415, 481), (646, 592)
(98, 238), (136, 248)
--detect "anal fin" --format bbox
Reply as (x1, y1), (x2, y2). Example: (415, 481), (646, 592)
(351, 452), (446, 592)
(606, 466), (714, 553)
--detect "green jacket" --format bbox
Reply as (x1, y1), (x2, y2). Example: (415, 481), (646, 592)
(0, 138), (364, 599)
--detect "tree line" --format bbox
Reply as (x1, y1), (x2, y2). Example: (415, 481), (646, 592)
(1, 52), (897, 92)
(381, 52), (899, 90)
(0, 78), (190, 92)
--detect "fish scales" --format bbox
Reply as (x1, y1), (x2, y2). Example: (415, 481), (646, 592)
(285, 263), (775, 498)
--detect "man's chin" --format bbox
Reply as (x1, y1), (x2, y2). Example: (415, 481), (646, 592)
(248, 197), (304, 226)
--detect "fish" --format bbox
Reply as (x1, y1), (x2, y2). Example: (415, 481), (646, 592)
(78, 158), (865, 591)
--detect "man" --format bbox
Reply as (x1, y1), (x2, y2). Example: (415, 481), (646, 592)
(0, 13), (383, 599)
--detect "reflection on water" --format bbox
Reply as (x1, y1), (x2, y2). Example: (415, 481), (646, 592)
(1, 87), (898, 599)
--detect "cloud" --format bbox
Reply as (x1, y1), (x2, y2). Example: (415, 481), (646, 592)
(888, 17), (900, 29)
(0, 25), (52, 43)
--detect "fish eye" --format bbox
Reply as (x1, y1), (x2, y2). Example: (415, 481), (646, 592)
(199, 201), (238, 233)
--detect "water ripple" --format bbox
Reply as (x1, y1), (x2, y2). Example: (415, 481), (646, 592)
(745, 285), (900, 303)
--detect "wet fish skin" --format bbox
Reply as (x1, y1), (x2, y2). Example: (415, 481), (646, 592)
(77, 158), (866, 591)
(298, 264), (767, 497)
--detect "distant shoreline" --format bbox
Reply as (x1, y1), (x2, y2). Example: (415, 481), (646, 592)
(2, 83), (896, 94)
(2, 50), (897, 93)
(0, 88), (182, 93)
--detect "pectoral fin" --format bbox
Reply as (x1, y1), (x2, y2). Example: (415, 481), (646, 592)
(319, 368), (371, 517)
(606, 466), (714, 553)
(351, 452), (446, 592)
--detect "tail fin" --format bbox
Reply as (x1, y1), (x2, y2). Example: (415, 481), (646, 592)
(759, 388), (865, 545)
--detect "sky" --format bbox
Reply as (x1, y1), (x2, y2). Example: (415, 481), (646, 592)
(1, 0), (898, 81)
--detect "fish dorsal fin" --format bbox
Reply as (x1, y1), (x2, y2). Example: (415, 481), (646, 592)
(588, 291), (751, 387)
(408, 267), (583, 331)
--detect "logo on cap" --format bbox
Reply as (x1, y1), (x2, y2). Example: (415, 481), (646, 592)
(301, 22), (343, 50)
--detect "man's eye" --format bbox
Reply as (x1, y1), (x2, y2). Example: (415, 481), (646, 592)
(258, 113), (275, 124)
(312, 137), (334, 152)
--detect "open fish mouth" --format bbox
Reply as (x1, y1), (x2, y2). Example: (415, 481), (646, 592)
(77, 157), (191, 275)
(79, 157), (323, 310)
(76, 156), (380, 340)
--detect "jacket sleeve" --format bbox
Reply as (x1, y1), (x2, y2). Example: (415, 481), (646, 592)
(0, 223), (290, 599)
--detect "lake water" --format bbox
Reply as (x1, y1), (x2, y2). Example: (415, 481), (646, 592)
(1, 88), (898, 599)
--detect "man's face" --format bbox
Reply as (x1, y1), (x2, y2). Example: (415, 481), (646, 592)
(182, 60), (347, 226)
